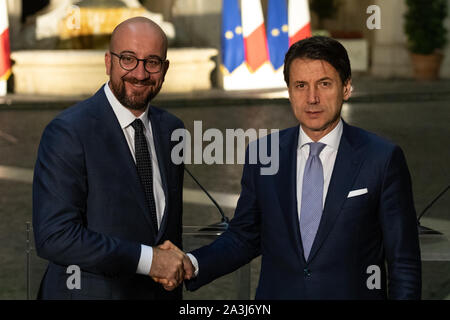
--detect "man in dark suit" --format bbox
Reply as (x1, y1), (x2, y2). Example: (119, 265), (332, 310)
(32, 17), (193, 300)
(159, 36), (422, 299)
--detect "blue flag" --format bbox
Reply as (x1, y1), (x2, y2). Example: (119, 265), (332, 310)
(222, 0), (245, 73)
(267, 0), (289, 70)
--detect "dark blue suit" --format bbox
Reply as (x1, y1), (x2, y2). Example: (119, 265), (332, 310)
(32, 86), (184, 299)
(187, 121), (421, 299)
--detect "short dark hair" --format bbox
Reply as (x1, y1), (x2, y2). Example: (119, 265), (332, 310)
(283, 36), (351, 86)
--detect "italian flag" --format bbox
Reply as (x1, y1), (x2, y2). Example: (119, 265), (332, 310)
(288, 0), (312, 46)
(0, 0), (11, 87)
(241, 0), (269, 73)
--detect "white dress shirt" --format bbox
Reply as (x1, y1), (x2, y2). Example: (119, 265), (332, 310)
(104, 82), (165, 276)
(190, 120), (344, 278)
(296, 120), (343, 221)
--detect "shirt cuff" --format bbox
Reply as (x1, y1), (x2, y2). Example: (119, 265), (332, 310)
(186, 253), (199, 277)
(136, 244), (153, 275)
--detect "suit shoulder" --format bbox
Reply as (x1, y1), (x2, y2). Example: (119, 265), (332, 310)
(255, 126), (297, 142)
(279, 126), (299, 139)
(46, 102), (87, 131)
(53, 91), (101, 124)
(42, 90), (106, 142)
(245, 126), (297, 157)
(346, 124), (401, 155)
(150, 105), (185, 129)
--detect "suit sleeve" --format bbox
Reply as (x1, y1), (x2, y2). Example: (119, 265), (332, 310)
(379, 146), (422, 299)
(32, 118), (141, 277)
(186, 146), (262, 291)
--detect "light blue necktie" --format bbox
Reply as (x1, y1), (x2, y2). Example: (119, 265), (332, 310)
(300, 142), (326, 260)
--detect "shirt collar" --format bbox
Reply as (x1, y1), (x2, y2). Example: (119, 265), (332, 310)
(298, 119), (343, 150)
(104, 81), (150, 130)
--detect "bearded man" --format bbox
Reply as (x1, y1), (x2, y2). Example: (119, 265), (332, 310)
(32, 17), (193, 300)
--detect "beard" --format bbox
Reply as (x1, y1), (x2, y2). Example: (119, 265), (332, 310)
(110, 74), (161, 110)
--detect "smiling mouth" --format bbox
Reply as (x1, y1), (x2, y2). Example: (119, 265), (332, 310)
(123, 76), (153, 87)
(127, 81), (149, 89)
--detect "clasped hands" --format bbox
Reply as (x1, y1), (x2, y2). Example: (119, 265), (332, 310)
(149, 240), (194, 291)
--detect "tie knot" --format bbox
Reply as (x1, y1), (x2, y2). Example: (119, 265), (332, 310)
(308, 142), (326, 157)
(131, 119), (144, 132)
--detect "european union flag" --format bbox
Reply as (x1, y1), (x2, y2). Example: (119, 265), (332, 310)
(267, 0), (289, 70)
(222, 0), (245, 73)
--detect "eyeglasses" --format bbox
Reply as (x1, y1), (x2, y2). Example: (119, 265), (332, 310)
(110, 52), (166, 74)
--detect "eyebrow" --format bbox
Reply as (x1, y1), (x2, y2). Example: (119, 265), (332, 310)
(294, 77), (333, 84)
(119, 51), (164, 60)
(119, 50), (136, 55)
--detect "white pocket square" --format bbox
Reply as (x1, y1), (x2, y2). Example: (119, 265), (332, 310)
(347, 188), (368, 198)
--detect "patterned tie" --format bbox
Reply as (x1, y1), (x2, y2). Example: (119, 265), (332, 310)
(131, 119), (159, 233)
(300, 142), (326, 260)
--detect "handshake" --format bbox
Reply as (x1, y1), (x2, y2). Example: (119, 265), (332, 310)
(149, 240), (195, 291)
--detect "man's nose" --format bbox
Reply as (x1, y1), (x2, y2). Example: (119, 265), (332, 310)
(130, 60), (149, 80)
(307, 87), (319, 104)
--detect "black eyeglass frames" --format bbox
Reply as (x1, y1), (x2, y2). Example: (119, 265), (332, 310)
(110, 52), (166, 74)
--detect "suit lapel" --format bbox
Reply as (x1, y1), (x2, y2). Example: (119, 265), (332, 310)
(306, 121), (363, 263)
(148, 108), (170, 244)
(275, 126), (306, 263)
(91, 88), (158, 239)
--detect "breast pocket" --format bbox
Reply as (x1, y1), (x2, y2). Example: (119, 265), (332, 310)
(342, 191), (370, 210)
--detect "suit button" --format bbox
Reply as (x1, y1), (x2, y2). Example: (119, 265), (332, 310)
(304, 268), (311, 277)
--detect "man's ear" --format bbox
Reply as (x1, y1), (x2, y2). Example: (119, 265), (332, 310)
(105, 52), (111, 76)
(161, 59), (170, 80)
(343, 78), (352, 101)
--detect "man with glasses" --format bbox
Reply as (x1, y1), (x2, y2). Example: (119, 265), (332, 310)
(32, 17), (193, 300)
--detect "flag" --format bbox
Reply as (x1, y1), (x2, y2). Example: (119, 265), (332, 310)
(267, 0), (289, 70)
(0, 0), (11, 82)
(241, 0), (269, 72)
(221, 0), (245, 74)
(288, 0), (312, 46)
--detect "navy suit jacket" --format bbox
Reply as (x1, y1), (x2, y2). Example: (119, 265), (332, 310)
(32, 86), (184, 300)
(187, 121), (421, 299)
